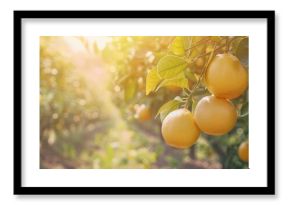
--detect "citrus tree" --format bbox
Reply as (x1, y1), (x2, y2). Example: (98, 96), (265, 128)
(146, 36), (249, 168)
(102, 36), (249, 168)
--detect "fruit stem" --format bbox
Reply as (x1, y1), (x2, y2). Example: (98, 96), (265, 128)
(189, 42), (227, 65)
(225, 36), (241, 53)
(184, 43), (217, 109)
(225, 37), (230, 52)
(184, 37), (211, 52)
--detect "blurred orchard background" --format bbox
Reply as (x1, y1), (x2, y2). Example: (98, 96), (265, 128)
(40, 36), (248, 169)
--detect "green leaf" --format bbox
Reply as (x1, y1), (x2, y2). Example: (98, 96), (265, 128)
(233, 37), (248, 67)
(169, 37), (185, 56)
(184, 68), (197, 82)
(191, 98), (198, 112)
(156, 99), (182, 122)
(124, 79), (137, 101)
(183, 36), (193, 57)
(190, 36), (206, 58)
(145, 67), (161, 95)
(236, 38), (248, 66)
(231, 37), (246, 53)
(169, 37), (193, 57)
(183, 37), (192, 49)
(239, 102), (248, 118)
(156, 72), (189, 91)
(157, 55), (187, 79)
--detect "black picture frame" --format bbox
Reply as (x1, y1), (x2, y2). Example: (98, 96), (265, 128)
(14, 10), (275, 195)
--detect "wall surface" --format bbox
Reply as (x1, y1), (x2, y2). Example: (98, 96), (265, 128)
(0, 0), (287, 204)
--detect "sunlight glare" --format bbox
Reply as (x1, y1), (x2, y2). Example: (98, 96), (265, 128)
(86, 36), (111, 50)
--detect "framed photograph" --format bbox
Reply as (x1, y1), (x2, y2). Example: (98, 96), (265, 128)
(14, 10), (275, 195)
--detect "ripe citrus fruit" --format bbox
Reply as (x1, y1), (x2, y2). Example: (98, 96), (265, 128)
(194, 96), (237, 136)
(136, 104), (151, 122)
(205, 53), (248, 99)
(238, 141), (249, 162)
(161, 108), (200, 149)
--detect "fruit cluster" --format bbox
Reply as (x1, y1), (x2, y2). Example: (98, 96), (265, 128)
(161, 53), (249, 162)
